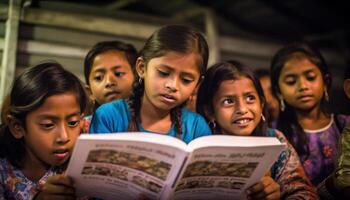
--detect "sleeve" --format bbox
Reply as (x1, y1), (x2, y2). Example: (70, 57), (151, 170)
(192, 115), (212, 138)
(317, 124), (350, 199)
(272, 130), (318, 200)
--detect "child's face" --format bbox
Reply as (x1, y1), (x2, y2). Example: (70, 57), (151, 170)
(278, 58), (325, 111)
(211, 77), (263, 136)
(88, 50), (135, 104)
(22, 92), (82, 167)
(139, 51), (201, 111)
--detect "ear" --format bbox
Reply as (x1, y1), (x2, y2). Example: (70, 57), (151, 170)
(344, 79), (350, 99)
(85, 85), (96, 102)
(7, 115), (25, 139)
(135, 57), (146, 79)
(203, 106), (215, 122)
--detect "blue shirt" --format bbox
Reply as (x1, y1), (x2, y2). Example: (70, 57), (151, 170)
(89, 99), (212, 144)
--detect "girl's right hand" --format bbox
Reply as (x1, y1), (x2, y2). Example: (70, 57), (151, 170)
(245, 176), (280, 200)
(34, 174), (76, 200)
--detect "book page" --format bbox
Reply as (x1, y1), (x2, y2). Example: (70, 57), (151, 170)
(66, 133), (189, 200)
(173, 136), (284, 200)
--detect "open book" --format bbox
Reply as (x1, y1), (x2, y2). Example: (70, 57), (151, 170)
(66, 132), (285, 200)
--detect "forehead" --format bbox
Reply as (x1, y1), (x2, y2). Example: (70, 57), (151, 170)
(281, 58), (321, 76)
(29, 92), (80, 117)
(148, 51), (201, 74)
(216, 77), (257, 96)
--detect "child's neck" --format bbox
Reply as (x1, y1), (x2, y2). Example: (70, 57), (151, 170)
(21, 152), (50, 182)
(296, 106), (331, 130)
(140, 98), (172, 134)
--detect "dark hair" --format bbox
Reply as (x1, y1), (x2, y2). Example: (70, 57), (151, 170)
(0, 62), (87, 168)
(254, 68), (271, 79)
(270, 42), (331, 158)
(196, 60), (268, 136)
(344, 65), (350, 80)
(84, 40), (138, 85)
(127, 25), (209, 134)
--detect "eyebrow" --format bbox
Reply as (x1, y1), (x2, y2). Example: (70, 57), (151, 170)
(284, 68), (315, 77)
(158, 64), (197, 78)
(37, 112), (81, 120)
(93, 65), (124, 73)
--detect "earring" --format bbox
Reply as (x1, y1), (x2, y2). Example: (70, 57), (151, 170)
(261, 113), (266, 122)
(280, 98), (285, 112)
(138, 77), (143, 84)
(324, 89), (329, 102)
(208, 120), (216, 129)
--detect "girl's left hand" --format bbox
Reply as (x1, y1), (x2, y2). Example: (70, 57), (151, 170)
(245, 176), (280, 200)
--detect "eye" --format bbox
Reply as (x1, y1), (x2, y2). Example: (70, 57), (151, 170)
(284, 77), (296, 85)
(246, 95), (256, 103)
(114, 71), (126, 77)
(67, 120), (80, 127)
(40, 123), (54, 130)
(306, 73), (316, 81)
(222, 98), (234, 106)
(181, 77), (194, 85)
(158, 69), (170, 77)
(93, 74), (104, 82)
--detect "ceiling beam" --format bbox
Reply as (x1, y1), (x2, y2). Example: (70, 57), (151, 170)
(21, 7), (160, 39)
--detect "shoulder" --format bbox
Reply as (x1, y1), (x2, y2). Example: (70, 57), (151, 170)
(94, 99), (129, 119)
(335, 114), (350, 127)
(181, 108), (207, 123)
(266, 128), (288, 143)
(180, 108), (212, 139)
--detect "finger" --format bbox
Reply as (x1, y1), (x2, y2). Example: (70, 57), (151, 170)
(246, 182), (264, 195)
(250, 184), (274, 199)
(264, 190), (280, 200)
(41, 183), (75, 195)
(46, 175), (74, 187)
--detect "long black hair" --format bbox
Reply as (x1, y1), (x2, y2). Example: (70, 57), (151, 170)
(127, 25), (209, 134)
(270, 42), (331, 158)
(0, 62), (87, 168)
(196, 60), (268, 136)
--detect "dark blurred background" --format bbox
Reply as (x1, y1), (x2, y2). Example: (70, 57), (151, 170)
(1, 0), (349, 113)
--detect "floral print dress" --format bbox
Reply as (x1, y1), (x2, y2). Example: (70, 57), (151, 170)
(300, 114), (350, 186)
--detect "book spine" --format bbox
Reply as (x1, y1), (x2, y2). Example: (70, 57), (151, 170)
(172, 156), (188, 188)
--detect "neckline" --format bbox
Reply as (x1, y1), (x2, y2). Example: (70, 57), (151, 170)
(303, 114), (334, 133)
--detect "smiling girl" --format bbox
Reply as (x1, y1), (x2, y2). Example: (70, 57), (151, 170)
(196, 60), (317, 199)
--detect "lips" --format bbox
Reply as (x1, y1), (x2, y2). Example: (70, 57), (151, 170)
(53, 148), (69, 159)
(105, 91), (121, 99)
(232, 118), (252, 128)
(160, 94), (177, 103)
(233, 118), (252, 124)
(297, 95), (313, 102)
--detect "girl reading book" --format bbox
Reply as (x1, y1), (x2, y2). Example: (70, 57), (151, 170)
(196, 60), (317, 199)
(90, 25), (212, 143)
(0, 62), (87, 199)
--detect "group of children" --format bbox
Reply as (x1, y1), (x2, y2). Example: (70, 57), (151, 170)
(1, 24), (349, 199)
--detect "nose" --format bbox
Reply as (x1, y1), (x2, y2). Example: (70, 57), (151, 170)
(235, 99), (248, 115)
(298, 77), (309, 91)
(105, 73), (117, 88)
(165, 78), (178, 92)
(56, 124), (70, 144)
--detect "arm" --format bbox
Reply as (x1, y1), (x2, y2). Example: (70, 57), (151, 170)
(272, 130), (318, 200)
(317, 124), (350, 199)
